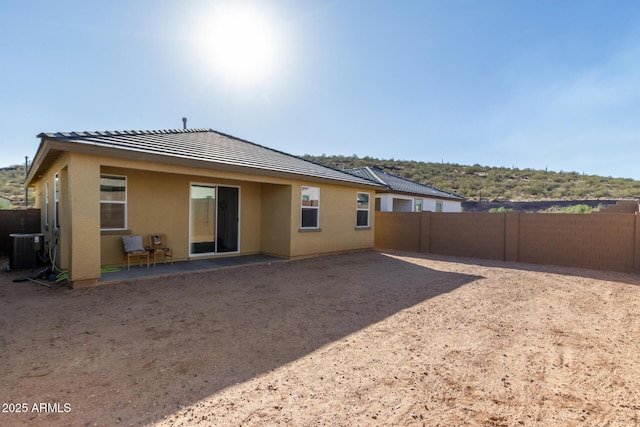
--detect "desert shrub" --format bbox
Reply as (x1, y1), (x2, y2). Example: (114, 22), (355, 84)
(574, 187), (590, 198)
(523, 182), (547, 196)
(592, 189), (611, 198)
(489, 206), (515, 213)
(541, 204), (597, 214)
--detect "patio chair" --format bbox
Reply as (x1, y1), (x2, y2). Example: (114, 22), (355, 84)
(122, 235), (149, 270)
(148, 233), (173, 267)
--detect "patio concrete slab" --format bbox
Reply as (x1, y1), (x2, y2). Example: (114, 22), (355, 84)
(100, 254), (284, 283)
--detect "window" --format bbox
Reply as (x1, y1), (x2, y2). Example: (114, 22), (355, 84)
(301, 186), (320, 229)
(100, 175), (127, 230)
(436, 200), (443, 212)
(54, 173), (59, 229)
(414, 199), (423, 212)
(356, 192), (370, 227)
(45, 181), (49, 228)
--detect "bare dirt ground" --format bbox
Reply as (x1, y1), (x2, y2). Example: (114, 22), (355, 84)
(1, 250), (639, 427)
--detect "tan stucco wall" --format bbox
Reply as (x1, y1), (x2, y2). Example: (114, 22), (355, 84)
(99, 167), (264, 266)
(289, 183), (375, 258)
(94, 156), (375, 262)
(67, 155), (101, 282)
(31, 154), (70, 269)
(30, 153), (101, 283)
(260, 183), (292, 257)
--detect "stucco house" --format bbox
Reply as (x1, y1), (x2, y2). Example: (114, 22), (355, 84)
(25, 128), (383, 288)
(345, 166), (464, 212)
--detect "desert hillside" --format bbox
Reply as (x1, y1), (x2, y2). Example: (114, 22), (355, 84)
(2, 158), (639, 209)
(303, 155), (640, 202)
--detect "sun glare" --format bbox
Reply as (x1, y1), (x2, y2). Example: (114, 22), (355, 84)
(200, 4), (281, 86)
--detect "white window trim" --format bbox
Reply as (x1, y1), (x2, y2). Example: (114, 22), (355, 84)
(356, 192), (370, 228)
(100, 174), (127, 231)
(54, 173), (59, 229)
(45, 181), (49, 228)
(300, 186), (320, 229)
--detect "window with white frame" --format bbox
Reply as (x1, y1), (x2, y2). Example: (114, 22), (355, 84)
(54, 173), (59, 229)
(45, 181), (49, 228)
(100, 175), (127, 230)
(301, 186), (320, 229)
(436, 200), (443, 212)
(414, 198), (423, 212)
(356, 192), (370, 227)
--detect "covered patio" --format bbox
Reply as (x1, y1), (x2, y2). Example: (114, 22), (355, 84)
(99, 254), (283, 284)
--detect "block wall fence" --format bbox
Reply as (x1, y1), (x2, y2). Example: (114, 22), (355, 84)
(0, 209), (41, 256)
(374, 212), (640, 273)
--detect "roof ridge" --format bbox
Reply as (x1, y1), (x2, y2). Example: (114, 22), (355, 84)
(38, 128), (212, 139)
(367, 167), (463, 199)
(364, 166), (388, 185)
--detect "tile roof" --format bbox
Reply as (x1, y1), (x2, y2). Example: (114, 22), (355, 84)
(345, 166), (464, 200)
(36, 128), (382, 187)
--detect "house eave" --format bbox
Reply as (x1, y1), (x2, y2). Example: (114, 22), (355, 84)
(25, 137), (54, 186)
(375, 190), (464, 201)
(29, 138), (383, 189)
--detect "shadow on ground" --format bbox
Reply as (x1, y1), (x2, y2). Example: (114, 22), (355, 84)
(0, 251), (481, 426)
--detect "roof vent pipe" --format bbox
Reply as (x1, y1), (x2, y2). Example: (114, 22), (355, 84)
(182, 117), (187, 130)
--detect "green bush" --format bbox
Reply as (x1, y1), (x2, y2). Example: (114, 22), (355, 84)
(489, 206), (515, 213)
(541, 204), (598, 214)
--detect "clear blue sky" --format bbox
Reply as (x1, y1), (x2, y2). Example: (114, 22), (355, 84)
(2, 0), (640, 179)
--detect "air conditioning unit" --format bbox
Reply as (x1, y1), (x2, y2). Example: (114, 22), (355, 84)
(9, 233), (45, 270)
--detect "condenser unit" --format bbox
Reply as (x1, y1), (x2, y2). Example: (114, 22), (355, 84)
(9, 233), (44, 270)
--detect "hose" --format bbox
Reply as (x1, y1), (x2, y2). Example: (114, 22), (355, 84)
(48, 244), (68, 283)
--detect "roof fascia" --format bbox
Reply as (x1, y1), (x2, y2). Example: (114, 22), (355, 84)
(25, 137), (52, 186)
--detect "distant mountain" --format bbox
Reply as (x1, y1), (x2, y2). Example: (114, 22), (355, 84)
(302, 155), (640, 202)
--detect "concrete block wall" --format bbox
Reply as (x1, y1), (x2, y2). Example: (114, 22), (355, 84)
(597, 200), (639, 214)
(374, 212), (421, 252)
(430, 213), (505, 260)
(518, 213), (636, 272)
(375, 211), (640, 273)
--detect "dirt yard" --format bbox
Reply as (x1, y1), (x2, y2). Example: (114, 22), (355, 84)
(1, 251), (639, 426)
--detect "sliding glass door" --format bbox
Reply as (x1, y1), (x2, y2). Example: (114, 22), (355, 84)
(189, 184), (239, 256)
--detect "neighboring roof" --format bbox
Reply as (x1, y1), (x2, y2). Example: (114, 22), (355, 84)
(28, 129), (382, 188)
(345, 166), (464, 200)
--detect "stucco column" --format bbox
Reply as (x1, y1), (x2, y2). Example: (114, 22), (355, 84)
(67, 154), (101, 286)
